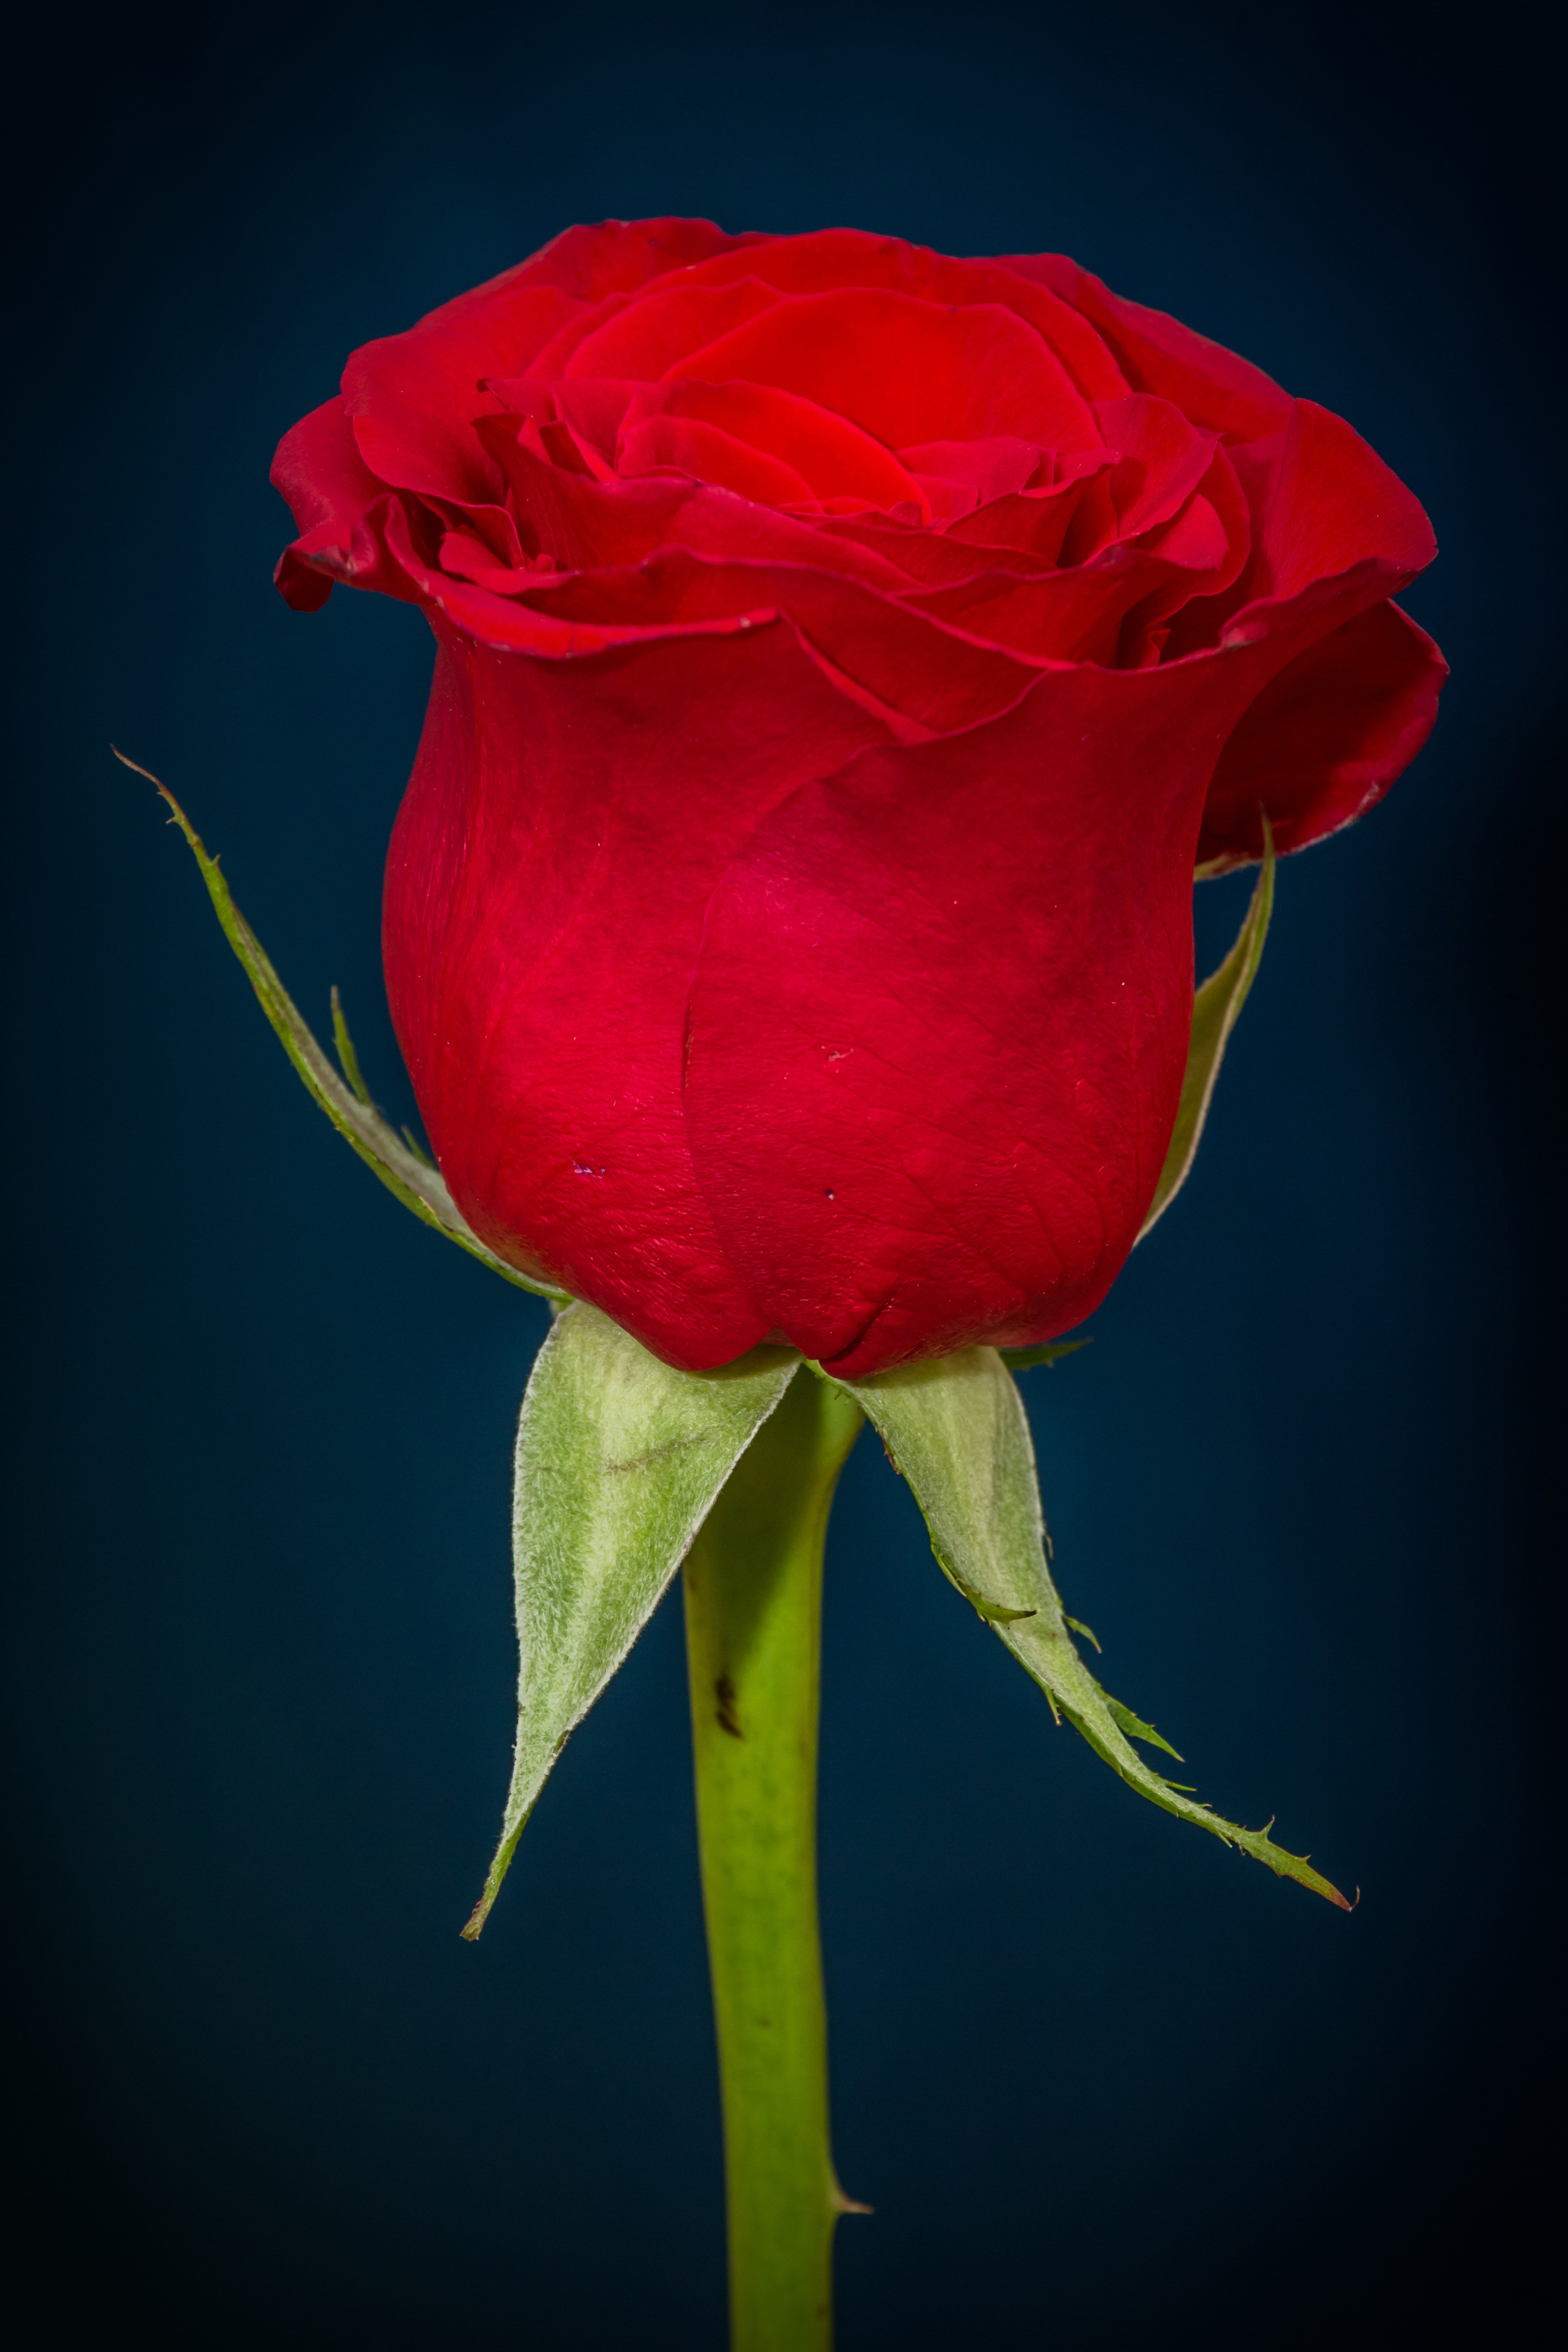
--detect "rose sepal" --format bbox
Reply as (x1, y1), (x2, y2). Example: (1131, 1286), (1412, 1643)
(823, 1346), (1349, 1907)
(463, 1307), (803, 1937)
(121, 750), (565, 1302)
(1138, 817), (1276, 1242)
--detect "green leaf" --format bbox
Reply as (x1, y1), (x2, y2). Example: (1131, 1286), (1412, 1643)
(122, 750), (564, 1301)
(827, 1346), (1348, 1907)
(464, 1309), (803, 1937)
(1138, 816), (1276, 1241)
(999, 1339), (1091, 1373)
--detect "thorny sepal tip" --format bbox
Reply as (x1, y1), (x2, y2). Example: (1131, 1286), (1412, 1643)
(120, 748), (565, 1302)
(1001, 1339), (1092, 1372)
(329, 985), (374, 1107)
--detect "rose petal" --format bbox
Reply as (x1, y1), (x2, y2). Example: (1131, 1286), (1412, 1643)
(683, 644), (1283, 1374)
(619, 413), (823, 507)
(1125, 443), (1252, 659)
(565, 276), (785, 380)
(905, 474), (981, 523)
(1080, 393), (1221, 546)
(820, 509), (1070, 587)
(382, 615), (894, 1367)
(472, 413), (921, 588)
(897, 436), (1046, 504)
(1198, 600), (1446, 867)
(1159, 400), (1435, 673)
(511, 296), (638, 393)
(666, 288), (1101, 451)
(551, 378), (639, 467)
(672, 229), (1131, 402)
(1249, 398), (1436, 605)
(945, 450), (1119, 565)
(344, 284), (586, 506)
(900, 508), (1231, 666)
(502, 546), (1040, 730)
(498, 216), (770, 303)
(272, 395), (392, 609)
(622, 378), (929, 512)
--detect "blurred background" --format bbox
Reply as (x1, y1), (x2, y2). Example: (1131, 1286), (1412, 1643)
(5, 3), (1559, 2343)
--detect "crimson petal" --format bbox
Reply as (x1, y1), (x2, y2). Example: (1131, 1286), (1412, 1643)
(1199, 600), (1446, 868)
(683, 644), (1285, 1376)
(382, 617), (896, 1368)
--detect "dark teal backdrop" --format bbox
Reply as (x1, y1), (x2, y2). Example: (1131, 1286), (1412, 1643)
(6, 4), (1558, 2343)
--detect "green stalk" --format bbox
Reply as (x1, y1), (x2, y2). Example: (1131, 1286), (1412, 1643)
(683, 1368), (866, 2352)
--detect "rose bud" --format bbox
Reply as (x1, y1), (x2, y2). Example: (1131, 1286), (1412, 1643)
(272, 217), (1444, 1377)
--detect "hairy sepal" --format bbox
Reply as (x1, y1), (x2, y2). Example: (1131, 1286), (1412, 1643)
(1139, 817), (1276, 1241)
(122, 750), (562, 1300)
(464, 1308), (802, 1937)
(826, 1345), (1347, 1906)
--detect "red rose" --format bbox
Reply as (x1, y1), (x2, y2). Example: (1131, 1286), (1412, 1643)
(273, 217), (1443, 1376)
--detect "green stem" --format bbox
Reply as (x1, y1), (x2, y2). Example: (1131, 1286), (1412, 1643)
(683, 1367), (866, 2352)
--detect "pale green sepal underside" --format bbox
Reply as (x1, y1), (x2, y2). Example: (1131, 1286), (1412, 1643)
(1138, 817), (1276, 1242)
(119, 750), (565, 1303)
(463, 1307), (803, 1939)
(827, 1346), (1348, 1907)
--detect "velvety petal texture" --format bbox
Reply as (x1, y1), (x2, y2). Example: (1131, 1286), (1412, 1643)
(274, 217), (1445, 1373)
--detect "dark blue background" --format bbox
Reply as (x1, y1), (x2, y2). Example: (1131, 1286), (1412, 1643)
(7, 3), (1559, 2343)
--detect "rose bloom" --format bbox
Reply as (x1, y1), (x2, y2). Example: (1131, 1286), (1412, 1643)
(273, 217), (1443, 1376)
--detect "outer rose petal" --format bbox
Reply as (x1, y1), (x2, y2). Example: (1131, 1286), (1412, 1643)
(1198, 601), (1446, 868)
(382, 615), (893, 1370)
(271, 395), (400, 609)
(1240, 400), (1436, 610)
(344, 284), (583, 508)
(1166, 400), (1437, 668)
(682, 642), (1285, 1377)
